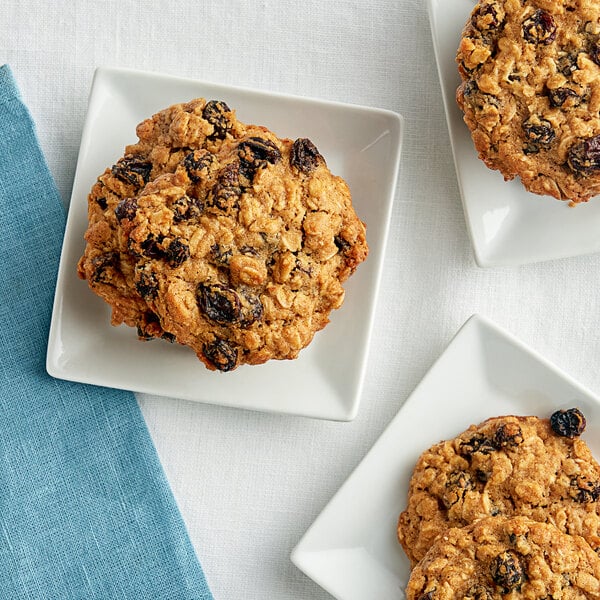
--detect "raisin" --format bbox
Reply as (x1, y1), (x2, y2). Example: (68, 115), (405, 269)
(211, 184), (241, 212)
(523, 117), (555, 149)
(219, 160), (242, 187)
(490, 550), (525, 592)
(443, 471), (475, 508)
(557, 51), (580, 76)
(567, 135), (600, 174)
(140, 234), (165, 259)
(171, 194), (203, 222)
(522, 10), (556, 45)
(210, 244), (233, 265)
(464, 584), (493, 600)
(239, 292), (263, 327)
(417, 593), (435, 600)
(126, 237), (140, 258)
(493, 423), (524, 448)
(182, 149), (215, 183)
(197, 282), (242, 324)
(475, 469), (489, 483)
(238, 137), (282, 184)
(550, 408), (586, 437)
(202, 338), (238, 372)
(462, 80), (478, 97)
(334, 235), (352, 253)
(290, 138), (324, 173)
(114, 197), (138, 222)
(459, 434), (496, 457)
(202, 100), (232, 139)
(209, 162), (242, 212)
(111, 156), (152, 189)
(590, 42), (600, 66)
(91, 252), (119, 283)
(240, 137), (282, 164)
(95, 196), (108, 210)
(548, 87), (580, 108)
(570, 475), (600, 503)
(471, 3), (503, 32)
(165, 238), (190, 268)
(135, 269), (158, 300)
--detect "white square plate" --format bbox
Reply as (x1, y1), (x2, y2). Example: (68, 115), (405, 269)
(428, 0), (600, 267)
(291, 314), (600, 598)
(46, 66), (403, 421)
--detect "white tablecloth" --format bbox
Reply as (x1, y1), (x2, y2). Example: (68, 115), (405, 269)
(5, 1), (600, 598)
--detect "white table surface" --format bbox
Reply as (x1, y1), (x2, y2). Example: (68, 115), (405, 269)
(5, 1), (600, 598)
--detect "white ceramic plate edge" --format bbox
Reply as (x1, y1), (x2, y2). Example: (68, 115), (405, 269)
(426, 0), (485, 267)
(290, 315), (484, 600)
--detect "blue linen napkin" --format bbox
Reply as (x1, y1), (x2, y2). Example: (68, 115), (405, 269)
(0, 64), (213, 600)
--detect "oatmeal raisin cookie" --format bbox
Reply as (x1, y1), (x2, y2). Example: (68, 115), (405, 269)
(78, 98), (368, 370)
(406, 515), (600, 599)
(397, 410), (600, 566)
(456, 0), (600, 203)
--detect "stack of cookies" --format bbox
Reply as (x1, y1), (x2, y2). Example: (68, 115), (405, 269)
(456, 0), (600, 204)
(77, 98), (368, 371)
(397, 409), (600, 598)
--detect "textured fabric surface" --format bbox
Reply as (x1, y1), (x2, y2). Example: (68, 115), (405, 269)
(4, 2), (600, 599)
(0, 64), (212, 600)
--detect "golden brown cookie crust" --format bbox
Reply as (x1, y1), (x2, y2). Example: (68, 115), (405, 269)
(456, 0), (600, 203)
(397, 413), (600, 566)
(78, 98), (368, 371)
(405, 515), (600, 599)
